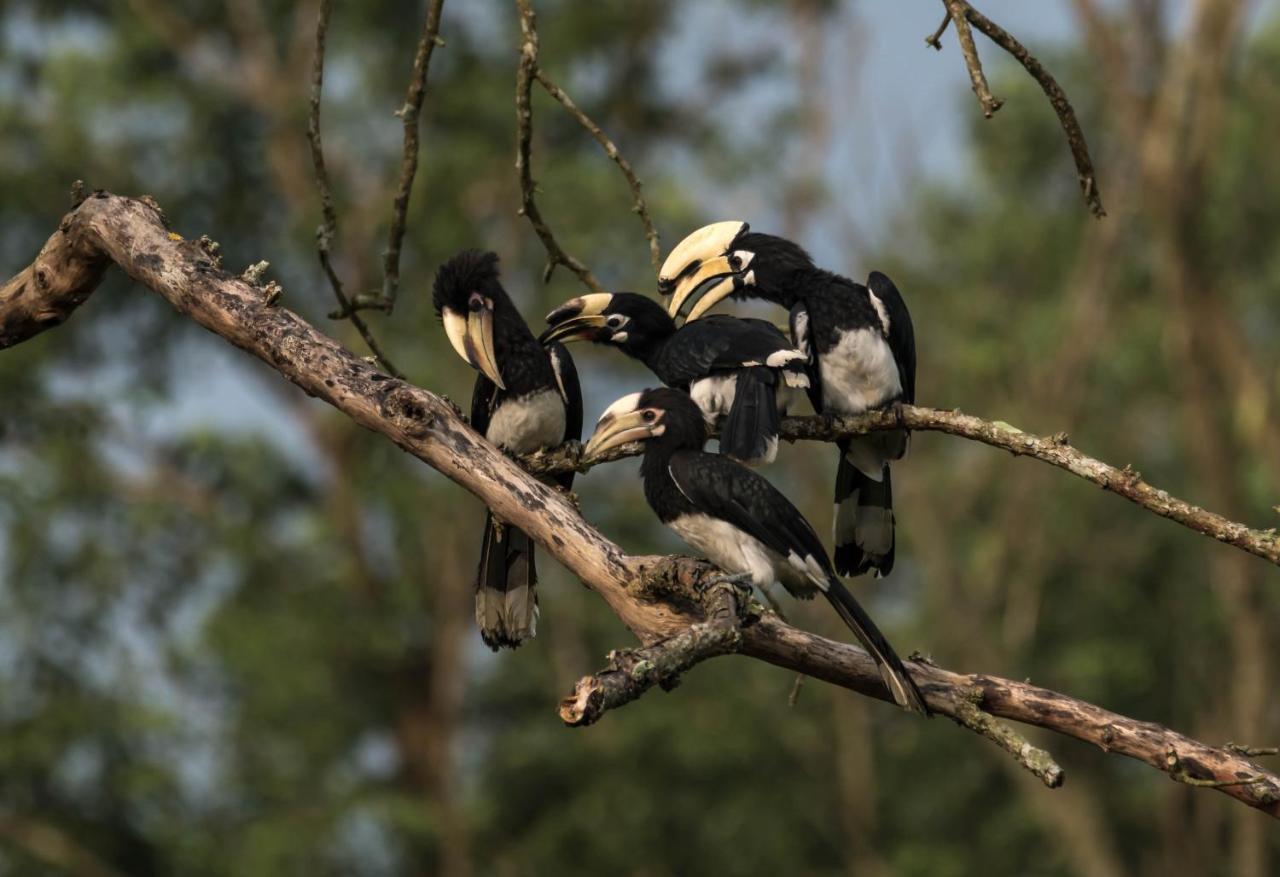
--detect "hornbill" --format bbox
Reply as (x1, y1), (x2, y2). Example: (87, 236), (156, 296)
(660, 221), (915, 579)
(539, 292), (808, 465)
(432, 250), (583, 650)
(584, 387), (928, 715)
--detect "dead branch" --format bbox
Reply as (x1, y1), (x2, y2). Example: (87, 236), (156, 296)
(934, 0), (1106, 218)
(521, 409), (1280, 571)
(380, 0), (446, 311)
(2, 190), (1278, 817)
(534, 69), (662, 274)
(942, 0), (1004, 117)
(305, 0), (404, 377)
(514, 0), (603, 289)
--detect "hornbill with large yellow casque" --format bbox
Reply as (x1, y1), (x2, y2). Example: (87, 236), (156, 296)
(584, 387), (929, 715)
(660, 222), (916, 579)
(433, 250), (582, 650)
(540, 292), (808, 465)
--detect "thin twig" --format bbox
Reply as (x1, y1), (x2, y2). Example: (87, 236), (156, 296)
(520, 407), (1280, 570)
(534, 69), (662, 274)
(514, 0), (603, 290)
(305, 0), (404, 377)
(942, 0), (1003, 118)
(380, 0), (445, 311)
(953, 687), (1064, 787)
(950, 0), (1107, 217)
(925, 9), (952, 51)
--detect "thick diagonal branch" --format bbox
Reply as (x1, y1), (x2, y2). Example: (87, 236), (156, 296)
(2, 191), (1277, 818)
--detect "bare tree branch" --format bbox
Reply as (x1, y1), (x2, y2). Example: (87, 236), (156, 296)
(3, 191), (1278, 818)
(523, 408), (1280, 570)
(934, 0), (1106, 218)
(941, 0), (1004, 117)
(560, 580), (747, 727)
(514, 0), (604, 289)
(379, 0), (446, 311)
(306, 0), (404, 377)
(925, 10), (952, 50)
(534, 69), (662, 274)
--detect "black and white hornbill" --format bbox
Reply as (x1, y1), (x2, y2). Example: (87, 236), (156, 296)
(583, 387), (929, 715)
(660, 222), (915, 579)
(539, 292), (808, 465)
(432, 250), (583, 650)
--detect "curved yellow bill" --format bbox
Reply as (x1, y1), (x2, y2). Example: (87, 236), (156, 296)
(583, 408), (654, 461)
(658, 220), (747, 292)
(541, 314), (607, 345)
(683, 271), (753, 322)
(443, 307), (505, 389)
(666, 253), (755, 319)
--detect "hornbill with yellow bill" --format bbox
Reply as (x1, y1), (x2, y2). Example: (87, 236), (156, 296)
(432, 250), (582, 649)
(583, 387), (929, 715)
(660, 222), (915, 579)
(540, 292), (808, 465)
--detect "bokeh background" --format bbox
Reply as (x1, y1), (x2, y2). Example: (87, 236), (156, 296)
(2, 1), (1278, 874)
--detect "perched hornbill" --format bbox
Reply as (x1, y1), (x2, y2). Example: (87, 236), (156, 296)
(583, 387), (928, 714)
(660, 221), (915, 578)
(539, 292), (808, 465)
(432, 250), (583, 649)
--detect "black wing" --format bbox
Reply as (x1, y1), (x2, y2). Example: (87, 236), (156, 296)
(658, 315), (802, 386)
(789, 303), (822, 411)
(867, 271), (915, 404)
(469, 374), (498, 438)
(667, 450), (833, 579)
(546, 342), (582, 490)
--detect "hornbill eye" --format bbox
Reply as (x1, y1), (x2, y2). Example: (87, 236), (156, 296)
(468, 292), (486, 312)
(606, 315), (625, 329)
(642, 409), (657, 423)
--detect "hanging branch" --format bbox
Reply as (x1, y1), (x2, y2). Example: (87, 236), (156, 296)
(514, 0), (604, 289)
(379, 0), (446, 312)
(942, 0), (1004, 117)
(305, 0), (404, 377)
(3, 191), (1278, 818)
(932, 0), (1106, 218)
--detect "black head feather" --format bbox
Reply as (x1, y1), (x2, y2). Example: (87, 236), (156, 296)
(432, 250), (504, 318)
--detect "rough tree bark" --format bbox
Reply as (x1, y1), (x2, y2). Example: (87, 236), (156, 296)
(2, 191), (1278, 818)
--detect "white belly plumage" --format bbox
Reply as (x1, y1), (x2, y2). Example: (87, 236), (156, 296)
(485, 389), (565, 453)
(819, 328), (901, 414)
(666, 513), (827, 596)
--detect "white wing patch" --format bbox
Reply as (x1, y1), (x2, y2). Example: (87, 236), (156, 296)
(790, 306), (812, 364)
(550, 347), (571, 406)
(766, 348), (807, 368)
(867, 288), (891, 336)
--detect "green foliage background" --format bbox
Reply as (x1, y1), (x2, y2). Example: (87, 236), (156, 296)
(1, 2), (1277, 875)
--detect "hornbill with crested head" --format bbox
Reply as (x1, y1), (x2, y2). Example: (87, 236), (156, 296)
(432, 250), (582, 650)
(584, 387), (928, 715)
(660, 221), (915, 579)
(540, 292), (808, 465)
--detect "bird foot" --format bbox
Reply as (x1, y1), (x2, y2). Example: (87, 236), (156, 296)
(699, 572), (756, 623)
(891, 399), (907, 430)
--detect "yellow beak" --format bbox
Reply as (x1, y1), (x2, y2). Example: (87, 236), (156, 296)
(583, 409), (656, 461)
(541, 314), (608, 345)
(666, 254), (743, 319)
(443, 306), (505, 389)
(684, 269), (755, 322)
